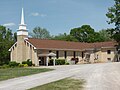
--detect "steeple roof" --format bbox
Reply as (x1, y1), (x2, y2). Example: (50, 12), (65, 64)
(18, 8), (27, 31)
(21, 8), (25, 25)
(17, 8), (28, 36)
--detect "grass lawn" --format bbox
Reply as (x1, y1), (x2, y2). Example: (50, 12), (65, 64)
(29, 78), (85, 90)
(0, 67), (53, 81)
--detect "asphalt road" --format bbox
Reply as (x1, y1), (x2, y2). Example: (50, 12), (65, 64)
(0, 62), (120, 90)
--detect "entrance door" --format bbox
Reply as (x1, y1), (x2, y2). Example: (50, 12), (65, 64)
(39, 57), (46, 66)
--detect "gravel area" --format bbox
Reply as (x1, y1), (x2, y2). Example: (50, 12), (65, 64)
(0, 62), (120, 90)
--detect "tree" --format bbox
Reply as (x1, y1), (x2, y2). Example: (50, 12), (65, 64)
(30, 27), (51, 39)
(0, 25), (14, 65)
(106, 0), (120, 44)
(87, 32), (102, 43)
(52, 33), (78, 42)
(70, 25), (96, 42)
(13, 32), (17, 42)
(98, 29), (112, 41)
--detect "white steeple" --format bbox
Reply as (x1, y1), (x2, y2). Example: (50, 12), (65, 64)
(17, 8), (28, 36)
(21, 8), (25, 25)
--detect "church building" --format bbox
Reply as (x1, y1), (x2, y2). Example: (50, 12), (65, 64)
(9, 8), (119, 66)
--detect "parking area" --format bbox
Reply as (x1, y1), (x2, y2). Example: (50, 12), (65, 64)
(0, 62), (120, 90)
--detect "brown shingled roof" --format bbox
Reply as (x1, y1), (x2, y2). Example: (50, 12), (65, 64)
(26, 38), (117, 51)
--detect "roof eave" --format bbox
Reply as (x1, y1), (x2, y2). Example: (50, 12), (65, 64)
(8, 42), (17, 51)
(35, 48), (85, 51)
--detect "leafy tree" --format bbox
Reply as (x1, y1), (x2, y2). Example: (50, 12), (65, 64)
(106, 0), (120, 44)
(0, 25), (14, 65)
(87, 32), (102, 43)
(98, 29), (112, 41)
(13, 32), (17, 42)
(30, 27), (51, 39)
(52, 33), (78, 42)
(70, 25), (95, 42)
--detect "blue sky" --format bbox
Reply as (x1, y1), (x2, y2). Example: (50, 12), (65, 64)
(0, 0), (114, 35)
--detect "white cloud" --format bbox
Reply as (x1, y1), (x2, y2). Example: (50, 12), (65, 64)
(31, 13), (39, 16)
(40, 14), (47, 17)
(31, 12), (47, 17)
(3, 23), (15, 27)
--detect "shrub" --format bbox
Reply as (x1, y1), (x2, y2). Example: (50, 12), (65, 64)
(65, 62), (69, 65)
(48, 59), (66, 65)
(18, 64), (24, 67)
(22, 59), (32, 66)
(0, 66), (3, 69)
(0, 64), (10, 69)
(22, 61), (27, 64)
(23, 64), (28, 67)
(9, 61), (19, 67)
(27, 59), (32, 66)
(55, 59), (65, 65)
(2, 64), (10, 68)
(0, 61), (3, 66)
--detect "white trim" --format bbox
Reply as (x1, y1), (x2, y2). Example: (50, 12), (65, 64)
(24, 39), (37, 49)
(9, 42), (17, 51)
(17, 31), (28, 36)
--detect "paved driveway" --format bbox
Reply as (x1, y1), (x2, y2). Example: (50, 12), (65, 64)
(0, 62), (120, 90)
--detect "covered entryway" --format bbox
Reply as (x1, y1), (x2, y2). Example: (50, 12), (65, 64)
(39, 57), (46, 66)
(38, 52), (56, 66)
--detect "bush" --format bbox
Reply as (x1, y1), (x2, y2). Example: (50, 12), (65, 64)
(22, 59), (32, 66)
(23, 64), (28, 67)
(27, 59), (32, 66)
(55, 59), (65, 65)
(65, 62), (69, 65)
(0, 61), (4, 66)
(0, 64), (10, 69)
(48, 59), (66, 65)
(9, 61), (19, 67)
(22, 61), (27, 64)
(18, 64), (24, 67)
(2, 64), (10, 68)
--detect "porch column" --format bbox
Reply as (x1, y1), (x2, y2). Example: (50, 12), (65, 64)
(46, 57), (49, 66)
(53, 57), (55, 66)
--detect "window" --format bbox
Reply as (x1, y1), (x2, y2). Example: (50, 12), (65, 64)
(56, 51), (59, 59)
(49, 50), (52, 53)
(13, 47), (14, 50)
(107, 50), (111, 54)
(64, 51), (67, 59)
(107, 58), (111, 61)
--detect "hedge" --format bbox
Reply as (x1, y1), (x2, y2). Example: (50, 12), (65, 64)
(22, 59), (32, 66)
(49, 59), (66, 65)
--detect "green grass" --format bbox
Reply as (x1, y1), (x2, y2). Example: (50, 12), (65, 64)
(0, 67), (54, 81)
(29, 78), (85, 90)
